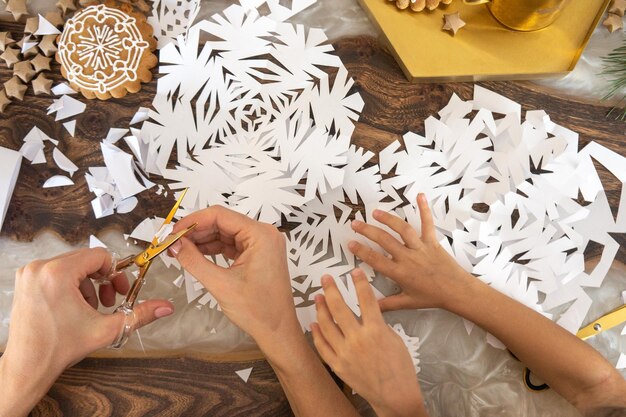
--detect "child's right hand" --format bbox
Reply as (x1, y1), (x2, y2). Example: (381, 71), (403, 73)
(348, 193), (474, 312)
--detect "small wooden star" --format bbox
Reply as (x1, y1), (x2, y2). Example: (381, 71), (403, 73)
(32, 73), (53, 95)
(6, 0), (29, 21)
(609, 0), (626, 17)
(443, 12), (466, 35)
(603, 13), (624, 33)
(24, 16), (39, 34)
(38, 35), (58, 57)
(4, 76), (27, 100)
(13, 60), (36, 82)
(56, 0), (77, 16)
(30, 53), (51, 73)
(45, 11), (65, 28)
(0, 47), (21, 68)
(0, 32), (16, 52)
(0, 89), (11, 113)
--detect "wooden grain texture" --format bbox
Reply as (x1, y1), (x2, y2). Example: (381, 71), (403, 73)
(29, 357), (294, 417)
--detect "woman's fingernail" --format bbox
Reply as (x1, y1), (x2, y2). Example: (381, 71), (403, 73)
(314, 294), (324, 304)
(348, 240), (357, 250)
(351, 220), (362, 228)
(155, 306), (173, 318)
(321, 275), (333, 286)
(373, 209), (382, 219)
(168, 240), (182, 257)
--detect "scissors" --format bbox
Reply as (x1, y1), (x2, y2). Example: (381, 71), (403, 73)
(95, 189), (196, 349)
(519, 302), (626, 392)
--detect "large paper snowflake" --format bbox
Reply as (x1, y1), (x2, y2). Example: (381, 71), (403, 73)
(380, 87), (625, 336)
(147, 0), (201, 49)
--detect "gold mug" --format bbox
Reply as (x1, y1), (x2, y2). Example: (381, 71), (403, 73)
(464, 0), (569, 31)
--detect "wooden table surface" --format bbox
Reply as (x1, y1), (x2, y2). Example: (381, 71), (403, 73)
(0, 19), (624, 417)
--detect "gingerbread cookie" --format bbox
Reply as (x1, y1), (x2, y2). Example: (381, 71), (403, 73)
(56, 3), (157, 100)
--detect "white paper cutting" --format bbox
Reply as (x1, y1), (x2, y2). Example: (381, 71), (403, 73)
(89, 235), (108, 249)
(52, 148), (79, 177)
(51, 83), (77, 96)
(43, 175), (74, 188)
(148, 0), (201, 49)
(63, 120), (76, 137)
(391, 323), (421, 374)
(235, 367), (253, 382)
(0, 147), (21, 232)
(34, 14), (61, 36)
(617, 353), (626, 370)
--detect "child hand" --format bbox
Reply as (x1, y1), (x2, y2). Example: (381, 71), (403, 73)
(348, 193), (473, 312)
(311, 269), (427, 417)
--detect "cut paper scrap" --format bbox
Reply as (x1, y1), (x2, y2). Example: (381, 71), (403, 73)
(89, 235), (108, 249)
(148, 0), (201, 49)
(105, 128), (129, 144)
(51, 82), (77, 95)
(235, 367), (253, 383)
(0, 147), (21, 232)
(20, 35), (38, 53)
(43, 175), (74, 188)
(130, 106), (150, 125)
(52, 148), (79, 177)
(100, 141), (152, 199)
(48, 95), (86, 121)
(63, 120), (76, 137)
(617, 353), (626, 370)
(391, 323), (421, 374)
(20, 126), (58, 164)
(34, 14), (61, 36)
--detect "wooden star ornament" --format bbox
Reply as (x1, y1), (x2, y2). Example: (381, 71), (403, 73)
(32, 73), (53, 95)
(0, 89), (11, 113)
(38, 35), (58, 57)
(0, 47), (21, 68)
(24, 16), (39, 34)
(6, 0), (29, 22)
(13, 60), (36, 82)
(30, 53), (51, 73)
(4, 76), (27, 100)
(0, 32), (16, 52)
(603, 13), (624, 33)
(609, 0), (626, 16)
(56, 0), (77, 16)
(443, 12), (466, 35)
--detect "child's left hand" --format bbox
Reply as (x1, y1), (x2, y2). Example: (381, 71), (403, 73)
(311, 269), (428, 417)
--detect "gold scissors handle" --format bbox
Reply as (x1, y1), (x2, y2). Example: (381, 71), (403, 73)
(108, 223), (197, 349)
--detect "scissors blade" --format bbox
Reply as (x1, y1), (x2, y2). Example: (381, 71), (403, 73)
(151, 188), (189, 246)
(576, 304), (626, 340)
(135, 223), (197, 267)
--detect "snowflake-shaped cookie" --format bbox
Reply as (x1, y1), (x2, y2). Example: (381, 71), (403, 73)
(56, 3), (157, 99)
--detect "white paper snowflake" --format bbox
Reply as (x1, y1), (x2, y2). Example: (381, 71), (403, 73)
(148, 0), (201, 49)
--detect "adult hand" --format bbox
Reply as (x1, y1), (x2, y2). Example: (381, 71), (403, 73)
(348, 193), (474, 312)
(0, 248), (173, 417)
(169, 206), (301, 352)
(311, 269), (427, 417)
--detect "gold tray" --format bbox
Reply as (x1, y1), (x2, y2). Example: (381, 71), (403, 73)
(358, 0), (610, 82)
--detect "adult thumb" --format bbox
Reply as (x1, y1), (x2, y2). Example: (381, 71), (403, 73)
(98, 299), (174, 348)
(169, 236), (228, 290)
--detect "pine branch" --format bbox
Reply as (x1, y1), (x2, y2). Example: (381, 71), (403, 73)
(602, 39), (626, 120)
